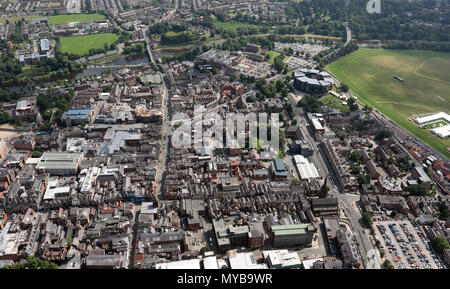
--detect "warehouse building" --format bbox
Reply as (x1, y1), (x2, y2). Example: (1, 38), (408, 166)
(35, 152), (83, 175)
(430, 124), (450, 139)
(413, 112), (450, 125)
(61, 109), (93, 125)
(293, 155), (320, 180)
(269, 224), (314, 247)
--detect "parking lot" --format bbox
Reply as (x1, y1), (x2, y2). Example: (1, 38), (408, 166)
(234, 58), (274, 78)
(374, 219), (446, 269)
(284, 56), (309, 69)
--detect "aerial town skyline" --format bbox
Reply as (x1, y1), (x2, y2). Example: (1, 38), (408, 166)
(0, 0), (449, 273)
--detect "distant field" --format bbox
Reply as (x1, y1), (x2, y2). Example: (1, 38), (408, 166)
(213, 21), (259, 30)
(327, 49), (450, 158)
(164, 31), (183, 36)
(47, 13), (105, 25)
(59, 33), (118, 56)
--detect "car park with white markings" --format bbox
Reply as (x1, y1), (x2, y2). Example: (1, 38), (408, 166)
(373, 219), (444, 269)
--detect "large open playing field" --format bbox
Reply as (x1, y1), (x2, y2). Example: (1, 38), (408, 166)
(326, 49), (450, 158)
(47, 13), (105, 25)
(213, 21), (260, 30)
(59, 33), (119, 56)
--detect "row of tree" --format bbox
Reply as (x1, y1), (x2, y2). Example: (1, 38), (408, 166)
(160, 31), (199, 45)
(4, 256), (58, 269)
(123, 43), (145, 55)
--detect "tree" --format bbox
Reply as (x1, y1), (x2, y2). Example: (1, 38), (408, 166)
(200, 246), (211, 254)
(384, 259), (394, 269)
(437, 204), (449, 220)
(375, 130), (392, 142)
(408, 184), (429, 196)
(349, 150), (362, 163)
(340, 83), (349, 93)
(31, 151), (42, 158)
(362, 212), (373, 228)
(350, 165), (361, 175)
(4, 256), (58, 269)
(358, 173), (372, 185)
(0, 111), (13, 125)
(291, 178), (300, 186)
(432, 236), (450, 254)
(347, 97), (358, 112)
(285, 103), (294, 118)
(297, 95), (322, 113)
(279, 130), (286, 151)
(273, 54), (286, 73)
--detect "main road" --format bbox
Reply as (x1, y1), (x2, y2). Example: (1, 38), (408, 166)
(287, 92), (378, 268)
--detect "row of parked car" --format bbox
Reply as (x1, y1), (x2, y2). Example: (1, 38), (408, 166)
(377, 221), (447, 269)
(411, 222), (446, 269)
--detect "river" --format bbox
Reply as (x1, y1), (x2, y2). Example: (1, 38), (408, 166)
(8, 54), (150, 91)
(72, 54), (150, 79)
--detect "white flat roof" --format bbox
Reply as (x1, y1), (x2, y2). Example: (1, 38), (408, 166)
(262, 249), (289, 259)
(228, 252), (267, 269)
(155, 259), (201, 269)
(43, 179), (71, 200)
(293, 155), (320, 179)
(302, 258), (323, 269)
(311, 118), (324, 130)
(203, 256), (219, 269)
(25, 157), (41, 165)
(414, 112), (450, 124)
(430, 124), (450, 138)
(141, 202), (158, 214)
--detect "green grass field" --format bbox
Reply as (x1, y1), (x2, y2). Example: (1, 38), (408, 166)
(326, 49), (450, 158)
(47, 13), (105, 25)
(213, 21), (259, 30)
(267, 50), (281, 64)
(320, 94), (350, 114)
(424, 121), (448, 130)
(163, 31), (184, 36)
(59, 33), (119, 56)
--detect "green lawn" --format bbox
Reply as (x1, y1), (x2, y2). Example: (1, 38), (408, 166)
(213, 21), (259, 30)
(326, 48), (450, 158)
(424, 121), (449, 130)
(267, 50), (281, 64)
(47, 13), (105, 25)
(59, 33), (119, 56)
(164, 31), (184, 36)
(320, 94), (350, 114)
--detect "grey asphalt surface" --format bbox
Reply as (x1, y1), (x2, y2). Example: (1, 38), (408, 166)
(287, 94), (378, 269)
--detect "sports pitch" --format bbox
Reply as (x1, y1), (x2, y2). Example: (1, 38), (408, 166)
(47, 13), (106, 25)
(326, 49), (450, 158)
(213, 21), (260, 30)
(59, 33), (119, 56)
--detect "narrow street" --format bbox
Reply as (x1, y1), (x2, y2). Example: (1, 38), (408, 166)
(287, 93), (378, 268)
